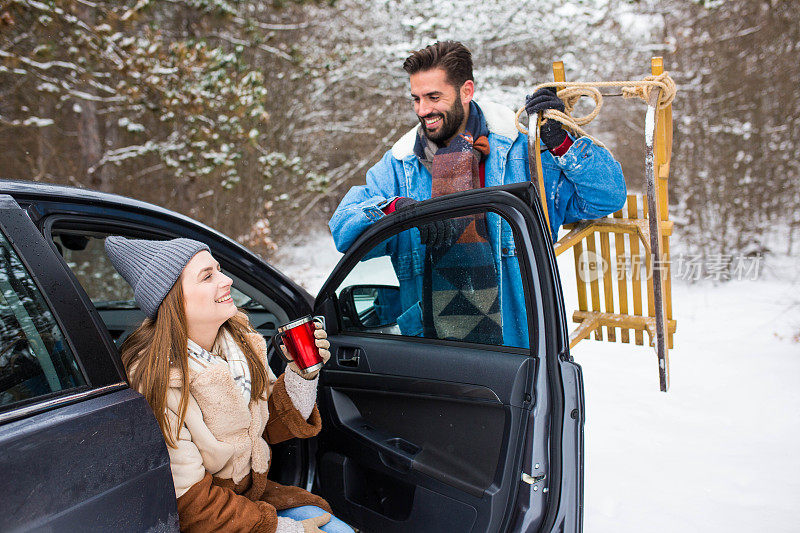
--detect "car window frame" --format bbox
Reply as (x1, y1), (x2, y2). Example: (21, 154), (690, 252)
(41, 210), (306, 394)
(317, 188), (546, 357)
(47, 223), (287, 332)
(41, 212), (308, 320)
(330, 207), (539, 350)
(0, 203), (127, 424)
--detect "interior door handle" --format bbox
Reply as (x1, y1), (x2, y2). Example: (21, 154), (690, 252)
(337, 346), (362, 367)
(379, 438), (421, 473)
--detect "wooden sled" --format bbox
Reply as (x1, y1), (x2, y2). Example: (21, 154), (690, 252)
(529, 58), (677, 392)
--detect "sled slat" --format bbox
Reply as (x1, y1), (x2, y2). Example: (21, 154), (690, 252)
(599, 231), (615, 341)
(585, 233), (603, 341)
(613, 208), (630, 343)
(574, 240), (588, 312)
(628, 195), (644, 345)
(664, 238), (674, 349)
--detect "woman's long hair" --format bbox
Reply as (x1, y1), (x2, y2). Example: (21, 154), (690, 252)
(120, 280), (269, 447)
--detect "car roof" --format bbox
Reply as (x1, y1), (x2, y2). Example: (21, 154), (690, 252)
(0, 179), (207, 227)
(0, 179), (254, 254)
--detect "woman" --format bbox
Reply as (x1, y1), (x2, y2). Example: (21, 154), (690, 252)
(105, 236), (354, 533)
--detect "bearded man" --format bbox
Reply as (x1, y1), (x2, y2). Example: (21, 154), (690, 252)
(329, 41), (626, 347)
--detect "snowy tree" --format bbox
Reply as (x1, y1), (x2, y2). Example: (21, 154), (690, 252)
(1, 0), (797, 261)
(661, 0), (800, 260)
(0, 0), (323, 252)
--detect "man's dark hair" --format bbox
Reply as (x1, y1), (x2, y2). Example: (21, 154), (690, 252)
(403, 41), (473, 87)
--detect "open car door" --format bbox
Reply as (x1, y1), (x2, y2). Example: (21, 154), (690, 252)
(312, 183), (584, 532)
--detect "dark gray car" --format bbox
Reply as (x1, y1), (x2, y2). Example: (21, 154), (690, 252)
(0, 180), (583, 532)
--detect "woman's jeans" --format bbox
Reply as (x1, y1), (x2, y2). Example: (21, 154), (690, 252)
(277, 505), (355, 533)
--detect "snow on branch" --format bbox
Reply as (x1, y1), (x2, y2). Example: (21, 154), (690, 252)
(0, 114), (55, 128)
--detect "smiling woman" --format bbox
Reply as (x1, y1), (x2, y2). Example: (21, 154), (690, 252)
(180, 251), (238, 352)
(103, 236), (352, 533)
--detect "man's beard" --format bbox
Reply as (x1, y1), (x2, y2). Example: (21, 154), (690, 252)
(418, 99), (465, 146)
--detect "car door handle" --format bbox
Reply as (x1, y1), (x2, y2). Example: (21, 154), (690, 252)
(379, 438), (421, 473)
(336, 346), (362, 367)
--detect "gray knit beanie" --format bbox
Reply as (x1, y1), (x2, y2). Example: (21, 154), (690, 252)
(104, 236), (210, 318)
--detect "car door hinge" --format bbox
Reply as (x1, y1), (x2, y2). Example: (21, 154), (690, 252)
(521, 472), (546, 485)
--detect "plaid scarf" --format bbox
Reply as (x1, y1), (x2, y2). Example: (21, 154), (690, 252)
(187, 332), (252, 400)
(419, 102), (503, 344)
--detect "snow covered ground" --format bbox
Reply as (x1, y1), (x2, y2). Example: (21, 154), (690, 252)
(570, 266), (800, 532)
(272, 231), (800, 532)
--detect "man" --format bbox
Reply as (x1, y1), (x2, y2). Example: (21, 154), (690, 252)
(329, 41), (626, 347)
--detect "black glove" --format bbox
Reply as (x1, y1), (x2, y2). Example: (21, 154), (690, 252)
(394, 198), (471, 249)
(525, 87), (568, 151)
(392, 197), (417, 210)
(418, 217), (471, 249)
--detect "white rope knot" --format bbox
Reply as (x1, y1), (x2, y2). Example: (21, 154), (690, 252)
(621, 73), (676, 108)
(558, 86), (603, 125)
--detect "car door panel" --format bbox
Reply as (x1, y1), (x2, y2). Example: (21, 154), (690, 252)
(317, 339), (531, 532)
(314, 186), (566, 533)
(325, 380), (505, 496)
(321, 334), (533, 499)
(1, 388), (176, 531)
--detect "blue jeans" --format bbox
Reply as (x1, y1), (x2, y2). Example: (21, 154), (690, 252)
(276, 505), (355, 533)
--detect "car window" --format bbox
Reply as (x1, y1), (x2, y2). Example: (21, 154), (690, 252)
(55, 233), (136, 308)
(53, 232), (262, 312)
(51, 230), (284, 348)
(0, 230), (87, 410)
(334, 208), (530, 348)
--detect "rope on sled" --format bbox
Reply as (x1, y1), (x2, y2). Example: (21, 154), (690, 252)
(514, 72), (677, 148)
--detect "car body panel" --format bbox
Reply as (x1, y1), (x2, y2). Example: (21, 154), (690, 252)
(0, 196), (178, 531)
(0, 388), (178, 531)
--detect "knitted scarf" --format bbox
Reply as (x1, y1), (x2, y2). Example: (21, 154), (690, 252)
(418, 102), (503, 344)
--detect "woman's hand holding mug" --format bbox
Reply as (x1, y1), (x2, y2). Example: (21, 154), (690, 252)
(273, 316), (330, 380)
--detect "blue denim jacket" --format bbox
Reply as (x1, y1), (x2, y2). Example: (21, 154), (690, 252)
(329, 101), (625, 348)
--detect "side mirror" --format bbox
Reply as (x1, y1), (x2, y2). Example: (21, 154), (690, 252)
(339, 284), (402, 330)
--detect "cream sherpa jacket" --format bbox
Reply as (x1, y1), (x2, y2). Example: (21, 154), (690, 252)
(140, 326), (330, 533)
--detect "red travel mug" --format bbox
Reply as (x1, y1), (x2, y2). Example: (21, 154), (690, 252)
(271, 315), (324, 375)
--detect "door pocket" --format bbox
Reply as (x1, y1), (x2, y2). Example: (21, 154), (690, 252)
(338, 388), (504, 496)
(319, 452), (479, 532)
